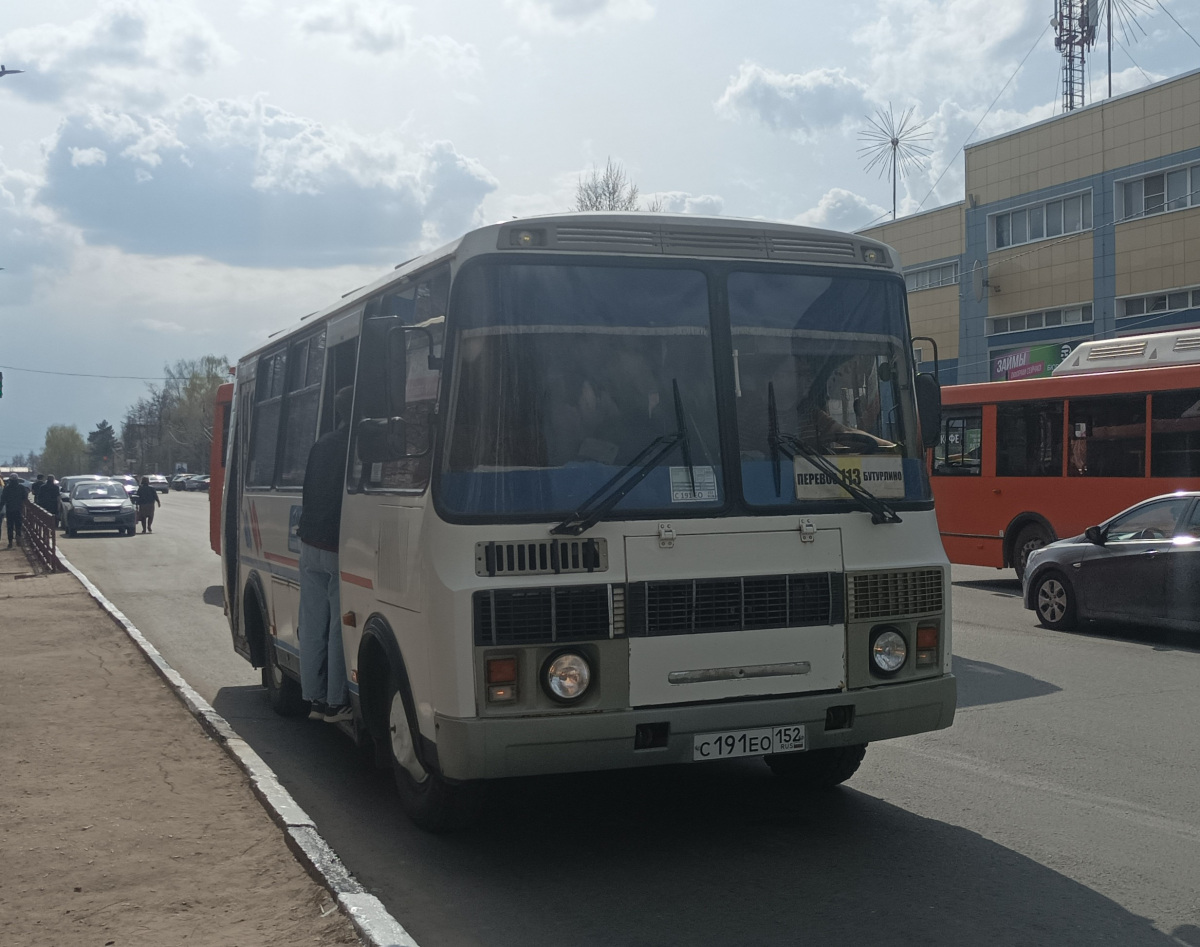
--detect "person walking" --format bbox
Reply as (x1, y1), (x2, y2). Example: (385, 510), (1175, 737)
(1, 475), (30, 548)
(134, 476), (161, 533)
(296, 387), (353, 724)
(35, 475), (59, 515)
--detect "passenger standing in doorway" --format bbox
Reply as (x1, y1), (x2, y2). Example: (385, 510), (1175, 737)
(135, 476), (161, 532)
(297, 386), (353, 724)
(1, 476), (30, 548)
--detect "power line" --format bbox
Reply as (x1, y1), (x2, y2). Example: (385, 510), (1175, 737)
(0, 364), (170, 381)
(1156, 0), (1200, 50)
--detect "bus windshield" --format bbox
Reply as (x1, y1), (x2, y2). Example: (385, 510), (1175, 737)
(439, 259), (927, 518)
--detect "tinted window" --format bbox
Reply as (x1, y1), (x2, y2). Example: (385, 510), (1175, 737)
(247, 348), (286, 487)
(1150, 389), (1200, 477)
(279, 329), (327, 487)
(997, 402), (1062, 476)
(1105, 497), (1190, 541)
(1068, 394), (1146, 477)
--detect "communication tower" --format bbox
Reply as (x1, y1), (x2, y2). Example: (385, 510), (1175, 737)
(1053, 0), (1098, 111)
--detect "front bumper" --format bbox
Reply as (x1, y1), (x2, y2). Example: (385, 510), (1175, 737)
(68, 509), (136, 531)
(433, 673), (956, 781)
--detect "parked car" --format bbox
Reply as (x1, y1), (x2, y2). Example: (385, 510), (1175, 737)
(147, 474), (170, 493)
(62, 480), (137, 536)
(1023, 492), (1200, 633)
(184, 474), (210, 491)
(171, 474), (194, 491)
(57, 475), (110, 528)
(113, 474), (140, 498)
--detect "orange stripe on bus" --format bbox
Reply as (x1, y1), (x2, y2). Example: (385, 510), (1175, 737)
(341, 572), (374, 589)
(264, 551), (300, 567)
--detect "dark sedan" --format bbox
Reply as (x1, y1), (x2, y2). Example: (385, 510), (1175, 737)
(1023, 492), (1200, 632)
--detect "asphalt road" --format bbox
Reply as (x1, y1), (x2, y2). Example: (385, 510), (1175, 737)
(61, 492), (1200, 947)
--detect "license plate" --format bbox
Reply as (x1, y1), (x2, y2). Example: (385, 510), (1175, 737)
(94, 516), (115, 522)
(693, 724), (806, 761)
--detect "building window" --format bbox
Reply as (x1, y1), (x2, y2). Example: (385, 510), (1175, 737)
(1118, 163), (1200, 220)
(988, 304), (1092, 336)
(904, 261), (960, 293)
(991, 192), (1092, 250)
(1118, 285), (1200, 319)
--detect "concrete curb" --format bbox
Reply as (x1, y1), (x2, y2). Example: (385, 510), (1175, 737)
(57, 551), (420, 947)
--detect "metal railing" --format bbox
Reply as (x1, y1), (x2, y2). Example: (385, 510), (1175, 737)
(22, 497), (63, 573)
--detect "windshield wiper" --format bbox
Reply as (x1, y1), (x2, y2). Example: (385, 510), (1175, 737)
(552, 379), (694, 536)
(767, 382), (901, 525)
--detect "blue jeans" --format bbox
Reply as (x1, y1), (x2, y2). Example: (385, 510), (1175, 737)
(298, 542), (348, 705)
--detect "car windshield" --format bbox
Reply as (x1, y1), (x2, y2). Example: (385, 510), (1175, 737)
(73, 483), (122, 499)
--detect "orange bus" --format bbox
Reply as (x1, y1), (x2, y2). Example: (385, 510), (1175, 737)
(931, 329), (1200, 578)
(209, 381), (234, 554)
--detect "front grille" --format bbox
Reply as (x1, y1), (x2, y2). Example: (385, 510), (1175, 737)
(474, 585), (612, 645)
(847, 569), (943, 620)
(768, 235), (858, 261)
(662, 229), (768, 258)
(476, 539), (607, 576)
(555, 226), (660, 252)
(627, 573), (843, 636)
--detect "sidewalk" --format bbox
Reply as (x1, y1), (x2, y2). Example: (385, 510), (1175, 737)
(0, 541), (365, 947)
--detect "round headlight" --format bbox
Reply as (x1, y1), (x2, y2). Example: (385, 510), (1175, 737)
(542, 651), (591, 702)
(870, 627), (907, 675)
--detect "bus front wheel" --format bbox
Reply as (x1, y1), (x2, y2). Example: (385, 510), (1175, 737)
(765, 744), (867, 788)
(1012, 524), (1050, 581)
(385, 679), (482, 833)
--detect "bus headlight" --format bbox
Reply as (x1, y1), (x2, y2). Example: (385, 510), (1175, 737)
(870, 627), (907, 675)
(542, 651), (591, 702)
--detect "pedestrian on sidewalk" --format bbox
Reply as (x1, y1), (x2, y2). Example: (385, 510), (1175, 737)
(35, 475), (59, 515)
(135, 476), (161, 532)
(1, 475), (30, 548)
(296, 386), (353, 724)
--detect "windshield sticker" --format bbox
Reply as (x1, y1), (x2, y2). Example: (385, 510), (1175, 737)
(793, 456), (905, 499)
(670, 465), (718, 502)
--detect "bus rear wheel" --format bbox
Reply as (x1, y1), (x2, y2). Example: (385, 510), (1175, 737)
(263, 636), (306, 716)
(385, 678), (482, 833)
(765, 744), (867, 788)
(1012, 524), (1050, 581)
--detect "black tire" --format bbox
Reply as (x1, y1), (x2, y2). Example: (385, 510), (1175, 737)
(383, 676), (482, 832)
(1012, 523), (1050, 581)
(765, 744), (867, 788)
(1032, 570), (1077, 630)
(262, 636), (307, 716)
(66, 523), (77, 537)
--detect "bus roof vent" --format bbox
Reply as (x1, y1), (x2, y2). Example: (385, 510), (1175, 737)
(1087, 339), (1147, 361)
(767, 234), (858, 262)
(476, 538), (608, 577)
(661, 228), (768, 258)
(1174, 333), (1200, 352)
(554, 225), (661, 252)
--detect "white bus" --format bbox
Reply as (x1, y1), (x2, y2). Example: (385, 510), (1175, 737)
(220, 213), (956, 831)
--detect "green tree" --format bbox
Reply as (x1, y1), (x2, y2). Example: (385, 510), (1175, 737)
(39, 425), (87, 476)
(87, 420), (121, 475)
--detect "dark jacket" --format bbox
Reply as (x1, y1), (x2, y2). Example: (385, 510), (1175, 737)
(297, 426), (349, 552)
(135, 484), (160, 507)
(1, 481), (29, 514)
(36, 480), (59, 513)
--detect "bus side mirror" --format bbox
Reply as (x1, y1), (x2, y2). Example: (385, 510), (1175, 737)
(356, 416), (408, 464)
(1085, 525), (1106, 545)
(915, 373), (942, 449)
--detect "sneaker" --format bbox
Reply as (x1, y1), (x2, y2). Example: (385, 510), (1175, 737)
(324, 703), (353, 724)
(307, 700), (328, 720)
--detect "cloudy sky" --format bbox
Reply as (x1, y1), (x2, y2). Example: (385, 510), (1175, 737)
(2, 0), (1197, 464)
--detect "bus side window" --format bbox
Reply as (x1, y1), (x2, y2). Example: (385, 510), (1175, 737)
(1150, 388), (1200, 477)
(933, 410), (982, 475)
(1068, 394), (1146, 477)
(997, 401), (1063, 477)
(247, 347), (287, 487)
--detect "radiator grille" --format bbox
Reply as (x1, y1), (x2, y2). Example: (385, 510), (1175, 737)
(847, 569), (944, 620)
(627, 572), (842, 636)
(476, 539), (607, 576)
(473, 585), (611, 645)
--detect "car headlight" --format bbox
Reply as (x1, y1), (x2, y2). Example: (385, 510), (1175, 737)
(870, 627), (907, 675)
(542, 651), (591, 702)
(121, 500), (134, 511)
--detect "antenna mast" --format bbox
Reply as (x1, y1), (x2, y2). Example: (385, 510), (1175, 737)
(1053, 0), (1098, 111)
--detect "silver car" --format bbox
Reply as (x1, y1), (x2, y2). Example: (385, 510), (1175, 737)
(1023, 492), (1200, 632)
(62, 480), (137, 536)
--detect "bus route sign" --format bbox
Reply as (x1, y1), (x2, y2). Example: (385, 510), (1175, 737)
(793, 455), (905, 499)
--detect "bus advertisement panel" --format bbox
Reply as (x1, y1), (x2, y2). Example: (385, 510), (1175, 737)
(932, 329), (1200, 578)
(219, 214), (956, 831)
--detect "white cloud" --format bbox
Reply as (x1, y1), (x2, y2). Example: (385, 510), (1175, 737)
(505, 0), (654, 33)
(38, 96), (498, 266)
(650, 192), (725, 216)
(715, 64), (870, 141)
(4, 0), (234, 110)
(69, 147), (107, 168)
(294, 0), (413, 54)
(794, 188), (887, 232)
